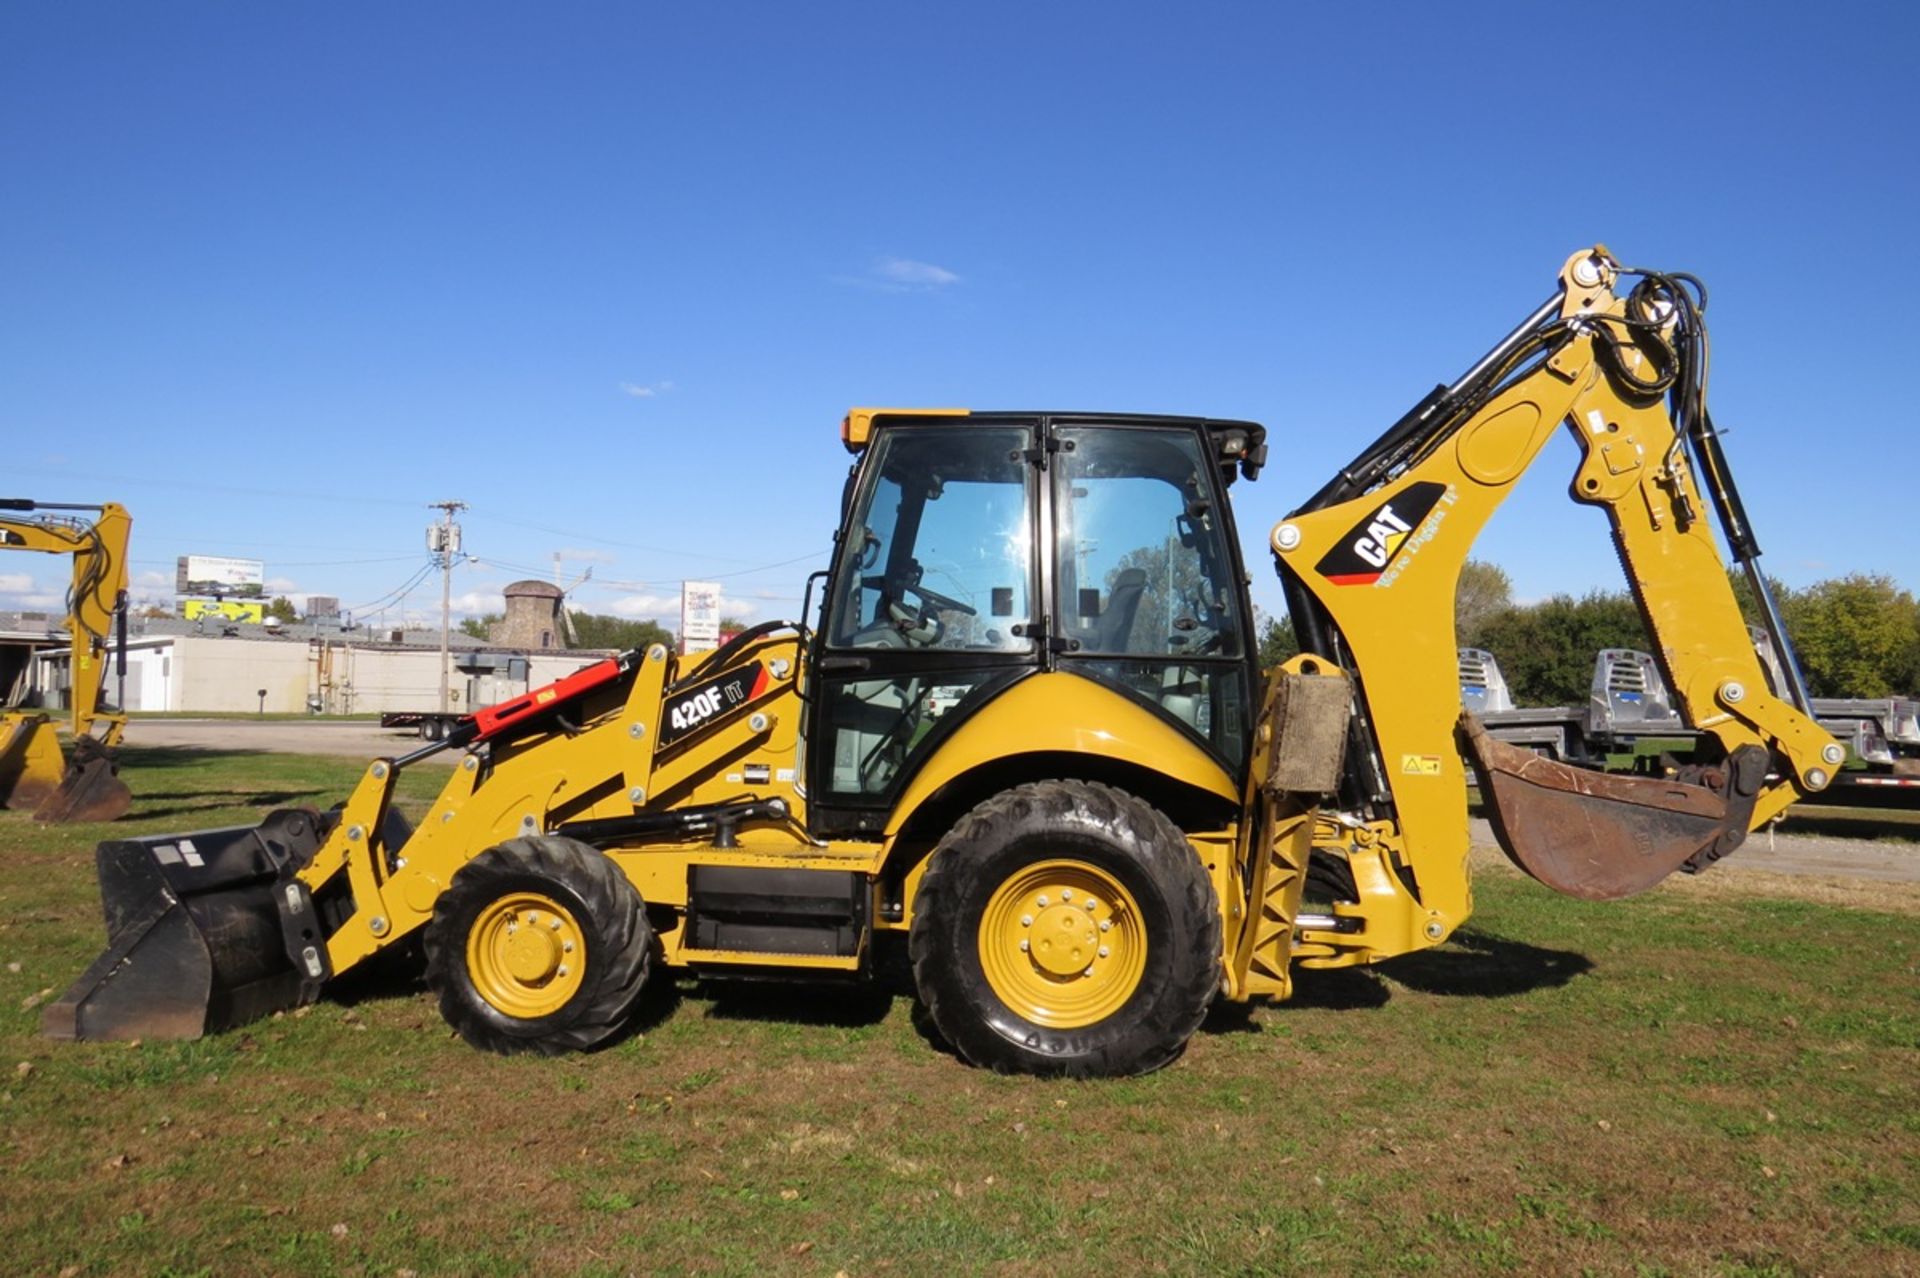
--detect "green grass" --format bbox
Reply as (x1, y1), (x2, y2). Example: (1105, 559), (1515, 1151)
(2, 744), (1917, 1275)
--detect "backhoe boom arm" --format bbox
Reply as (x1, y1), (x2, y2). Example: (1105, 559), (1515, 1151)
(1271, 249), (1838, 939)
(0, 499), (134, 822)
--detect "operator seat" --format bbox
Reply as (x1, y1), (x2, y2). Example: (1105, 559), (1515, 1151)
(1094, 569), (1148, 653)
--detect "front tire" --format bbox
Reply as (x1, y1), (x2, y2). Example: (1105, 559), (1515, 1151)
(423, 836), (651, 1055)
(909, 781), (1221, 1077)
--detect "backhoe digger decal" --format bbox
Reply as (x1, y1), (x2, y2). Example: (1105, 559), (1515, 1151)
(1314, 482), (1448, 586)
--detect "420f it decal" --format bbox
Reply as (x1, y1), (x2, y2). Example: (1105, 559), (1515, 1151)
(659, 661), (773, 747)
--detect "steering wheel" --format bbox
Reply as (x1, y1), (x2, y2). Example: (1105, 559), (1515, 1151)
(886, 581), (976, 649)
(903, 581), (976, 618)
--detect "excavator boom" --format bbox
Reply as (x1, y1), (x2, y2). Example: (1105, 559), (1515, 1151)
(0, 499), (134, 823)
(1272, 249), (1837, 924)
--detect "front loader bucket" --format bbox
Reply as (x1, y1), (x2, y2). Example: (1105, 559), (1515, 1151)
(32, 735), (132, 825)
(0, 714), (65, 812)
(44, 809), (331, 1041)
(1460, 714), (1765, 901)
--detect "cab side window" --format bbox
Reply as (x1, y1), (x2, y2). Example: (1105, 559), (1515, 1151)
(818, 425), (1037, 801)
(1053, 426), (1247, 766)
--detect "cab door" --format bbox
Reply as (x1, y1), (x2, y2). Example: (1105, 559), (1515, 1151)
(1048, 420), (1253, 772)
(808, 418), (1041, 835)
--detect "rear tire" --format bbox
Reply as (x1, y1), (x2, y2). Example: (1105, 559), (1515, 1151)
(423, 836), (651, 1055)
(909, 780), (1220, 1077)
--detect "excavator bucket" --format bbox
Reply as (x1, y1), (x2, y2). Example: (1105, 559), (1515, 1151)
(31, 734), (133, 825)
(43, 809), (334, 1041)
(1460, 714), (1766, 901)
(0, 714), (66, 813)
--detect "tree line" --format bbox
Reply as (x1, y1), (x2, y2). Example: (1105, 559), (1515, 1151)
(1259, 562), (1919, 707)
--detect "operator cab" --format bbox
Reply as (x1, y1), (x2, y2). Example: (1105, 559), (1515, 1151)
(809, 410), (1267, 835)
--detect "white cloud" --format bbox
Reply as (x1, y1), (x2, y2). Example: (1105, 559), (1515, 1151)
(876, 256), (959, 289)
(605, 592), (679, 619)
(603, 591), (760, 624)
(265, 576), (299, 593)
(0, 572), (34, 593)
(556, 547), (618, 565)
(450, 589), (505, 615)
(135, 570), (173, 590)
(833, 256), (964, 294)
(621, 380), (676, 399)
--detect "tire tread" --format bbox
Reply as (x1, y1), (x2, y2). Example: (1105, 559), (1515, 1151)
(909, 780), (1220, 1077)
(422, 836), (651, 1056)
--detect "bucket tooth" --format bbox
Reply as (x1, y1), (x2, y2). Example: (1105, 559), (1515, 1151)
(1460, 713), (1764, 901)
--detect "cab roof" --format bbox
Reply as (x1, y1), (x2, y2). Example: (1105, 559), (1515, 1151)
(839, 408), (1268, 482)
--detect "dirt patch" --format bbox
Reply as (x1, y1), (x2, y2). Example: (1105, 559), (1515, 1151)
(1470, 843), (1920, 917)
(1469, 815), (1918, 888)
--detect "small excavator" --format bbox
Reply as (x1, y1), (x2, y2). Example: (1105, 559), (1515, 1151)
(47, 250), (1843, 1075)
(0, 499), (134, 823)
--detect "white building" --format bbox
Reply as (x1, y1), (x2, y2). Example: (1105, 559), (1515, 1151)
(29, 620), (610, 716)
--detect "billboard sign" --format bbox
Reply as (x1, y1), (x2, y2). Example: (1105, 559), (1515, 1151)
(176, 555), (266, 598)
(681, 580), (721, 653)
(182, 598), (266, 623)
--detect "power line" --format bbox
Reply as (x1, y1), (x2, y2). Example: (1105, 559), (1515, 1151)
(464, 507), (790, 566)
(342, 558), (440, 615)
(8, 463), (425, 510)
(476, 548), (829, 591)
(130, 554), (422, 569)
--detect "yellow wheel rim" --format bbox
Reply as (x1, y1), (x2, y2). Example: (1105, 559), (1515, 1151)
(466, 891), (587, 1019)
(977, 859), (1146, 1030)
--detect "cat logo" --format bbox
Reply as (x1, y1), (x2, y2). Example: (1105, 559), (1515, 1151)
(1315, 482), (1447, 586)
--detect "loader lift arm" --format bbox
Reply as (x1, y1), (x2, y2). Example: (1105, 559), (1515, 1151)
(0, 499), (134, 823)
(1271, 249), (1839, 952)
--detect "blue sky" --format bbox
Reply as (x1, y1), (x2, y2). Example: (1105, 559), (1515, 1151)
(4, 2), (1915, 634)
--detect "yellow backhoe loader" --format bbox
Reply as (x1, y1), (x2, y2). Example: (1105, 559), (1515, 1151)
(48, 250), (1843, 1075)
(0, 499), (134, 823)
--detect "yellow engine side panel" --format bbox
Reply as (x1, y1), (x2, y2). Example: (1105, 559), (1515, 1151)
(886, 670), (1239, 838)
(885, 670), (1240, 929)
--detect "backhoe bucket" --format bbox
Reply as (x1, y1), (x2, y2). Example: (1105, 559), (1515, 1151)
(1460, 714), (1765, 901)
(43, 809), (332, 1041)
(0, 714), (65, 813)
(31, 734), (133, 825)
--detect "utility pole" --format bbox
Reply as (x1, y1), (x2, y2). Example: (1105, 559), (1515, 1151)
(427, 500), (467, 714)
